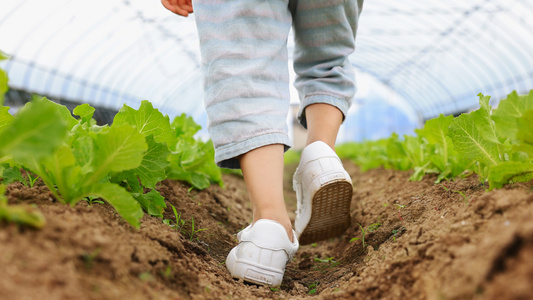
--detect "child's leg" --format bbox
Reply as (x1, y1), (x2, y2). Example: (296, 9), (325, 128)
(238, 144), (293, 241)
(193, 0), (293, 170)
(305, 103), (344, 149)
(291, 0), (364, 127)
(193, 0), (294, 241)
(194, 2), (299, 281)
(291, 0), (364, 244)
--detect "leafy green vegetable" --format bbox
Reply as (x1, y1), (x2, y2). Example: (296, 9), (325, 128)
(337, 90), (533, 190)
(0, 68), (224, 229)
(88, 124), (147, 183)
(82, 183), (144, 228)
(73, 103), (96, 124)
(488, 162), (533, 190)
(0, 98), (69, 162)
(132, 134), (170, 189)
(514, 110), (533, 157)
(133, 189), (166, 218)
(492, 90), (533, 140)
(0, 51), (9, 106)
(167, 139), (221, 189)
(448, 108), (500, 168)
(0, 98), (145, 228)
(166, 112), (222, 189)
(172, 113), (202, 141)
(2, 166), (26, 185)
(0, 106), (14, 134)
(113, 100), (176, 149)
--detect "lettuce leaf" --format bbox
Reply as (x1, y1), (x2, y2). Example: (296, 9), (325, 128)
(492, 90), (533, 140)
(514, 110), (533, 157)
(448, 109), (501, 168)
(113, 100), (176, 149)
(0, 97), (68, 162)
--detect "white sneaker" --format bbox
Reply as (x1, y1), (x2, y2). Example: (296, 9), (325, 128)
(293, 141), (353, 245)
(226, 219), (299, 287)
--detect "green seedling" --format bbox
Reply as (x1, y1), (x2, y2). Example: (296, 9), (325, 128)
(308, 282), (318, 294)
(189, 216), (208, 241)
(25, 171), (40, 188)
(81, 247), (102, 270)
(455, 190), (469, 204)
(270, 287), (280, 292)
(171, 204), (185, 229)
(139, 272), (154, 282)
(161, 265), (172, 278)
(2, 167), (40, 188)
(314, 256), (335, 263)
(391, 226), (405, 242)
(163, 204), (186, 231)
(82, 196), (105, 206)
(395, 204), (405, 209)
(314, 256), (341, 270)
(350, 223), (381, 249)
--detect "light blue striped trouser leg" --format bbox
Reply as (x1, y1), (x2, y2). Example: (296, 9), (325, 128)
(292, 0), (364, 128)
(193, 0), (363, 169)
(194, 0), (293, 169)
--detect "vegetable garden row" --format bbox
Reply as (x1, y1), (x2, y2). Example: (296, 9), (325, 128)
(0, 51), (222, 229)
(337, 91), (533, 189)
(1, 50), (533, 299)
(1, 46), (532, 232)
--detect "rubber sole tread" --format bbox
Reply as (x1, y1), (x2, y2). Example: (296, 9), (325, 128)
(298, 180), (353, 245)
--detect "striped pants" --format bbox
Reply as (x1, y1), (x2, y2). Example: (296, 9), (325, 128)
(194, 0), (364, 168)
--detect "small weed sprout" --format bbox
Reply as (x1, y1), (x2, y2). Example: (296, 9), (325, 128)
(139, 272), (154, 282)
(171, 205), (185, 228)
(82, 196), (104, 206)
(25, 172), (40, 188)
(161, 265), (172, 278)
(314, 256), (341, 268)
(4, 168), (40, 188)
(391, 226), (405, 242)
(455, 190), (469, 204)
(189, 216), (208, 241)
(81, 247), (102, 270)
(314, 256), (335, 263)
(350, 223), (381, 249)
(163, 204), (186, 231)
(308, 282), (318, 294)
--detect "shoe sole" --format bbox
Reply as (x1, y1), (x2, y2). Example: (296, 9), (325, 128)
(298, 180), (353, 245)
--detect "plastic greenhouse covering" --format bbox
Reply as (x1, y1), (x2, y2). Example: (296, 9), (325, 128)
(1, 0), (532, 142)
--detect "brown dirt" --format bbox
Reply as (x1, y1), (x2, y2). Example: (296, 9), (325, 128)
(1, 161), (532, 300)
